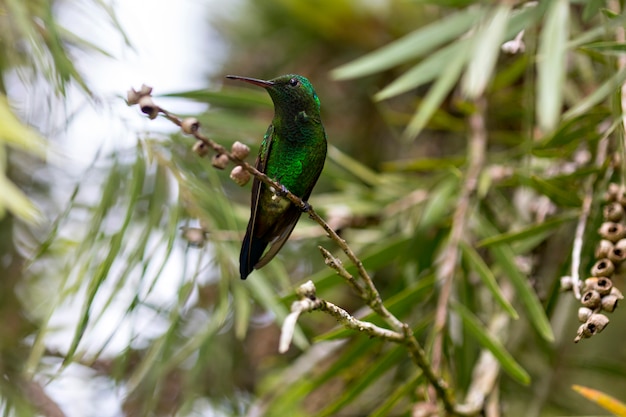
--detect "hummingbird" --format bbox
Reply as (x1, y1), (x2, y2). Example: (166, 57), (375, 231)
(226, 74), (327, 279)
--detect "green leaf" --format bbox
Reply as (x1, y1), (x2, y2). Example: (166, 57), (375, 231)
(374, 40), (468, 101)
(462, 5), (511, 98)
(460, 242), (518, 319)
(370, 372), (423, 417)
(476, 212), (578, 247)
(534, 111), (607, 151)
(478, 216), (555, 342)
(331, 8), (483, 80)
(512, 175), (582, 207)
(537, 0), (569, 133)
(563, 67), (626, 120)
(0, 95), (47, 156)
(452, 301), (530, 385)
(163, 87), (272, 109)
(316, 345), (407, 417)
(403, 47), (469, 140)
(580, 41), (626, 54)
(328, 145), (383, 186)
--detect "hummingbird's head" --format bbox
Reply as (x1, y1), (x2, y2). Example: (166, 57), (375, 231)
(226, 74), (321, 117)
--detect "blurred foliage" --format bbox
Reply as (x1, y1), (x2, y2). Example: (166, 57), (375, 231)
(3, 0), (626, 417)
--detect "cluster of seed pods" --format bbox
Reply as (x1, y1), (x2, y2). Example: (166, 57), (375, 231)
(565, 183), (625, 342)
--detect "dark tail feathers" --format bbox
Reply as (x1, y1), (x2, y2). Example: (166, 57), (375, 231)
(240, 234), (268, 279)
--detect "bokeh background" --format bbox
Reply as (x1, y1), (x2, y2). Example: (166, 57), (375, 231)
(1, 0), (626, 416)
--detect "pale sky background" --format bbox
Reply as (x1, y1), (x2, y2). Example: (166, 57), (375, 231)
(37, 1), (236, 416)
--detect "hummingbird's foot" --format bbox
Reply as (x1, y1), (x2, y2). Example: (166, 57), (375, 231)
(274, 184), (289, 197)
(301, 201), (312, 213)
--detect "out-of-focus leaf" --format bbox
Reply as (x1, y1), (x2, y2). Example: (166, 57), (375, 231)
(331, 8), (483, 80)
(418, 176), (458, 231)
(563, 67), (626, 120)
(580, 41), (626, 54)
(476, 212), (577, 247)
(328, 144), (382, 186)
(0, 95), (47, 156)
(462, 5), (511, 98)
(478, 217), (555, 342)
(521, 175), (582, 207)
(452, 301), (530, 385)
(537, 0), (569, 133)
(163, 87), (272, 109)
(0, 165), (41, 223)
(374, 41), (468, 101)
(370, 371), (423, 417)
(381, 155), (465, 172)
(460, 242), (518, 319)
(572, 385), (626, 417)
(533, 111), (607, 151)
(403, 48), (469, 140)
(316, 345), (406, 417)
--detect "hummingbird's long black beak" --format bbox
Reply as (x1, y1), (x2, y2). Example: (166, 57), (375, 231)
(226, 75), (274, 88)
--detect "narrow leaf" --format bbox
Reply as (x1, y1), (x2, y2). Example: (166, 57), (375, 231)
(331, 8), (482, 80)
(462, 5), (511, 98)
(317, 345), (406, 416)
(452, 302), (530, 385)
(563, 67), (626, 120)
(375, 41), (467, 101)
(478, 216), (555, 342)
(537, 0), (569, 133)
(476, 212), (577, 247)
(460, 242), (518, 318)
(572, 385), (626, 417)
(403, 47), (469, 140)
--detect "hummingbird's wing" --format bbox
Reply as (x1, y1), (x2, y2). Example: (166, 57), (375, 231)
(254, 206), (301, 269)
(240, 124), (276, 278)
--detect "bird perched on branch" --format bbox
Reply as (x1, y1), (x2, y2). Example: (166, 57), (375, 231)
(226, 74), (327, 279)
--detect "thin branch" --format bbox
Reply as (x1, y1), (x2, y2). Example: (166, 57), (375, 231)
(431, 97), (487, 376)
(318, 246), (367, 300)
(280, 280), (405, 353)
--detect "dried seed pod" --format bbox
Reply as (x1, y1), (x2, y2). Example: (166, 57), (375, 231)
(587, 314), (609, 333)
(192, 140), (210, 157)
(138, 95), (159, 119)
(608, 245), (626, 264)
(574, 314), (610, 342)
(578, 306), (593, 322)
(583, 277), (598, 292)
(595, 239), (614, 259)
(231, 141), (251, 160)
(127, 88), (141, 105)
(604, 202), (625, 222)
(590, 259), (614, 277)
(180, 226), (208, 247)
(181, 117), (200, 134)
(211, 153), (229, 169)
(601, 294), (619, 313)
(139, 84), (153, 96)
(230, 166), (251, 186)
(606, 183), (622, 202)
(598, 222), (626, 243)
(595, 277), (613, 296)
(610, 286), (624, 300)
(560, 276), (574, 291)
(581, 289), (601, 309)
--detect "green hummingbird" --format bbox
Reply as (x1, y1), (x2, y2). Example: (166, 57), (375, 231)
(226, 74), (327, 279)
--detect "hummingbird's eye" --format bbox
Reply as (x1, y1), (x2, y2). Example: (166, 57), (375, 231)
(289, 78), (299, 87)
